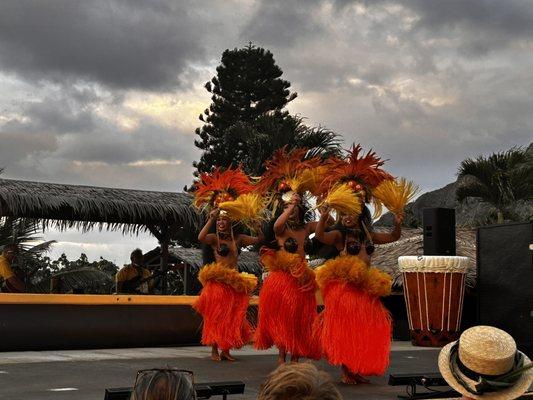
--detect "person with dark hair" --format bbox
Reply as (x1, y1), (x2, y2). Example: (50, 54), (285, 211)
(116, 249), (153, 294)
(254, 148), (323, 365)
(130, 368), (196, 400)
(258, 362), (343, 400)
(193, 167), (264, 362)
(0, 244), (25, 293)
(314, 144), (407, 384)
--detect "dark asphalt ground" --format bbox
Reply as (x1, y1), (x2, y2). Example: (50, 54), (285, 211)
(0, 348), (446, 400)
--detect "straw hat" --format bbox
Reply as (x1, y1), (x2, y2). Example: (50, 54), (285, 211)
(439, 326), (533, 399)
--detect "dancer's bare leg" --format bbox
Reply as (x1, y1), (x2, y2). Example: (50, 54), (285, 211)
(290, 353), (300, 362)
(220, 349), (236, 362)
(211, 344), (221, 362)
(277, 349), (286, 365)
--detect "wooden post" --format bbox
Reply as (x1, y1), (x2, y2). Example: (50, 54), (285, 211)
(147, 224), (170, 295)
(159, 224), (170, 295)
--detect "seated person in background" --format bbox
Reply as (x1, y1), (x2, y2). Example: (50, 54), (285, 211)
(130, 368), (196, 400)
(438, 325), (533, 400)
(116, 249), (152, 294)
(258, 362), (343, 400)
(0, 244), (25, 293)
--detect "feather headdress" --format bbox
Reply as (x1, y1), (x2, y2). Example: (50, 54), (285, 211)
(256, 147), (323, 195)
(318, 183), (363, 216)
(218, 193), (267, 229)
(320, 144), (394, 195)
(372, 177), (419, 217)
(193, 167), (254, 210)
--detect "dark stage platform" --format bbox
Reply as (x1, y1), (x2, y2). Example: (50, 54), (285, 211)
(0, 343), (449, 400)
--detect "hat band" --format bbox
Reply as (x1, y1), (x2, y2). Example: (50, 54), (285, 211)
(450, 342), (532, 395)
(456, 352), (513, 381)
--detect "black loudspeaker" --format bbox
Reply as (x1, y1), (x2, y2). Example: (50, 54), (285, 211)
(422, 208), (456, 255)
(477, 222), (533, 357)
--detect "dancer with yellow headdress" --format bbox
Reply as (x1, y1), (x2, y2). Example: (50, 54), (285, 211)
(314, 144), (418, 384)
(193, 167), (264, 362)
(254, 147), (327, 364)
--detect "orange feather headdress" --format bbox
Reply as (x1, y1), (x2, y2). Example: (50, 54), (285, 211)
(193, 167), (254, 210)
(193, 167), (265, 226)
(320, 144), (394, 195)
(256, 147), (323, 196)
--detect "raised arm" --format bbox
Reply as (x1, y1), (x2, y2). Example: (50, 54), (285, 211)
(372, 214), (403, 244)
(273, 193), (300, 236)
(307, 210), (334, 234)
(198, 209), (218, 245)
(238, 222), (265, 247)
(314, 206), (341, 245)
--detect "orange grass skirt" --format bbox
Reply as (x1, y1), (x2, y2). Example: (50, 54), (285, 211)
(254, 249), (319, 359)
(194, 262), (257, 351)
(315, 255), (392, 375)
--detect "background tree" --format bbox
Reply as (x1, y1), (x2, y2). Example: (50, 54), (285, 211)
(456, 146), (532, 223)
(193, 44), (340, 176)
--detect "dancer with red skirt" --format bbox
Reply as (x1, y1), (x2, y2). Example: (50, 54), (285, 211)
(314, 144), (414, 384)
(254, 148), (325, 364)
(193, 167), (264, 362)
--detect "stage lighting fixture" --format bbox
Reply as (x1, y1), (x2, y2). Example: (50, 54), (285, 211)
(388, 373), (459, 399)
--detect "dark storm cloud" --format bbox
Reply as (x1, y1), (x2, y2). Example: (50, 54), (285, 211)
(2, 85), (115, 135)
(58, 121), (195, 166)
(241, 0), (325, 47)
(0, 0), (206, 90)
(357, 0), (533, 56)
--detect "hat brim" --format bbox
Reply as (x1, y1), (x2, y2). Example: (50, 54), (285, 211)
(438, 341), (533, 400)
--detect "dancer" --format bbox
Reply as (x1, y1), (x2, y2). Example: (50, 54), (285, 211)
(193, 167), (264, 362)
(254, 148), (324, 364)
(314, 144), (416, 384)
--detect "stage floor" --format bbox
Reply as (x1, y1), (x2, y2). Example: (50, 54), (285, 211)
(0, 343), (446, 400)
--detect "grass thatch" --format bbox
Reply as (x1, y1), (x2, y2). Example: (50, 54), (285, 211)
(0, 178), (200, 233)
(170, 247), (261, 275)
(372, 228), (477, 290)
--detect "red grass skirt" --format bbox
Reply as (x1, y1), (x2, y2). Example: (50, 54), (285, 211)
(193, 263), (257, 351)
(254, 250), (319, 359)
(315, 255), (392, 375)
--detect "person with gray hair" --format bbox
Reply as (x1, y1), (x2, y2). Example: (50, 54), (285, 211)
(130, 368), (196, 400)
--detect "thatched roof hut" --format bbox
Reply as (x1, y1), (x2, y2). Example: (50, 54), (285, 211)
(0, 178), (202, 294)
(372, 228), (477, 289)
(0, 178), (199, 232)
(170, 247), (261, 274)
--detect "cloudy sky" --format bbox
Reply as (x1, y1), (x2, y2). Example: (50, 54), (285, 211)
(1, 0), (532, 264)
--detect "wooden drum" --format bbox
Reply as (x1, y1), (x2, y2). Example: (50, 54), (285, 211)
(398, 256), (469, 347)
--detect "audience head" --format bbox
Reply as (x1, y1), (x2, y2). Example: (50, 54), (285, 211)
(130, 248), (144, 266)
(438, 325), (533, 400)
(130, 368), (196, 400)
(2, 244), (18, 262)
(258, 362), (342, 400)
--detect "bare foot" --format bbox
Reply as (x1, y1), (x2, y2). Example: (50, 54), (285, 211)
(220, 350), (236, 362)
(277, 349), (286, 365)
(354, 374), (370, 384)
(211, 345), (221, 362)
(341, 365), (358, 385)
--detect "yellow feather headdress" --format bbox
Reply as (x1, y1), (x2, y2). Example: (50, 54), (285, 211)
(372, 177), (419, 216)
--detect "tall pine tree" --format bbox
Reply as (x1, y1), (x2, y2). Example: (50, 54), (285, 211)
(194, 44), (297, 174)
(193, 44), (340, 176)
